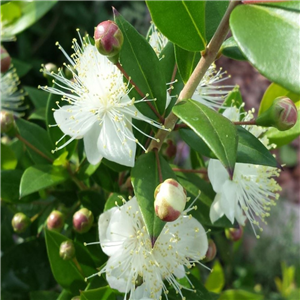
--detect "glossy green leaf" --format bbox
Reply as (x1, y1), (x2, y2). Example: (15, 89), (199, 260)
(24, 85), (48, 108)
(205, 260), (225, 293)
(57, 290), (73, 300)
(205, 0), (229, 42)
(104, 193), (125, 212)
(1, 143), (17, 170)
(219, 290), (263, 300)
(257, 1), (300, 12)
(114, 10), (166, 118)
(78, 190), (105, 218)
(147, 1), (206, 51)
(45, 229), (86, 294)
(220, 37), (246, 61)
(80, 286), (116, 300)
(175, 45), (201, 84)
(15, 118), (55, 164)
(220, 86), (245, 114)
(230, 5), (300, 94)
(28, 108), (46, 121)
(1, 169), (23, 202)
(20, 165), (69, 198)
(1, 1), (57, 39)
(92, 163), (119, 192)
(173, 99), (238, 175)
(131, 152), (177, 241)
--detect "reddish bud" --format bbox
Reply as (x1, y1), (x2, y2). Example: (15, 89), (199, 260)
(47, 210), (65, 232)
(73, 208), (94, 234)
(11, 212), (31, 233)
(154, 179), (187, 222)
(0, 111), (15, 133)
(1, 46), (11, 73)
(204, 239), (217, 262)
(59, 240), (76, 260)
(225, 225), (244, 242)
(94, 20), (123, 63)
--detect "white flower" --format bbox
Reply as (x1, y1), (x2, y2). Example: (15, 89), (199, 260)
(208, 106), (281, 238)
(39, 31), (167, 167)
(1, 67), (26, 116)
(148, 23), (168, 57)
(192, 63), (233, 110)
(87, 196), (208, 299)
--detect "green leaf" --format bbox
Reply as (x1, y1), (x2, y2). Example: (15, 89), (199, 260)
(1, 169), (23, 202)
(11, 58), (32, 78)
(205, 0), (229, 42)
(91, 163), (119, 192)
(219, 289), (263, 300)
(57, 290), (73, 300)
(220, 37), (246, 61)
(205, 260), (225, 293)
(30, 291), (59, 300)
(45, 229), (86, 294)
(230, 4), (300, 94)
(1, 1), (57, 39)
(257, 1), (300, 12)
(104, 193), (125, 212)
(15, 118), (55, 164)
(24, 85), (49, 108)
(114, 10), (166, 117)
(20, 165), (69, 198)
(147, 1), (206, 51)
(173, 99), (238, 175)
(78, 190), (105, 218)
(28, 107), (46, 121)
(80, 286), (116, 300)
(131, 152), (177, 241)
(1, 143), (17, 170)
(220, 85), (245, 114)
(175, 45), (201, 84)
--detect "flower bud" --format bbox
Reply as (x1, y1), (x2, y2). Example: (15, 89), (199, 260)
(204, 239), (217, 262)
(47, 210), (65, 232)
(225, 225), (244, 242)
(59, 240), (76, 260)
(73, 208), (94, 234)
(154, 179), (187, 222)
(94, 20), (123, 63)
(11, 212), (31, 233)
(256, 97), (298, 131)
(1, 46), (11, 73)
(0, 111), (15, 134)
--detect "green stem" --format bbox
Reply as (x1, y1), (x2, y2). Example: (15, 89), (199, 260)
(147, 0), (241, 152)
(154, 148), (163, 183)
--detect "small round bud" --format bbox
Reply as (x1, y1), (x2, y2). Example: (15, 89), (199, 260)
(1, 46), (11, 73)
(43, 63), (58, 79)
(0, 111), (15, 133)
(73, 208), (94, 234)
(154, 179), (187, 222)
(225, 225), (244, 242)
(94, 20), (123, 63)
(47, 210), (65, 232)
(59, 240), (76, 260)
(256, 97), (298, 131)
(204, 239), (217, 262)
(11, 212), (31, 233)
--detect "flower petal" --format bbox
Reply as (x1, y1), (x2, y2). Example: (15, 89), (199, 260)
(209, 193), (225, 223)
(208, 159), (229, 193)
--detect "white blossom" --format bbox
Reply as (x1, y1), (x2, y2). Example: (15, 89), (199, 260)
(148, 23), (168, 58)
(86, 196), (208, 299)
(39, 31), (167, 167)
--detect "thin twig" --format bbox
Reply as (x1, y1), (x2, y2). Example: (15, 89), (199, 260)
(172, 168), (207, 174)
(234, 120), (256, 125)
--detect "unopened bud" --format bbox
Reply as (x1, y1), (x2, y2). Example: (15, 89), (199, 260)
(94, 20), (123, 63)
(47, 210), (65, 232)
(43, 63), (58, 79)
(154, 179), (187, 222)
(59, 240), (76, 260)
(225, 225), (244, 242)
(0, 111), (15, 133)
(1, 46), (11, 73)
(73, 208), (94, 234)
(11, 212), (31, 233)
(204, 239), (217, 262)
(256, 97), (298, 131)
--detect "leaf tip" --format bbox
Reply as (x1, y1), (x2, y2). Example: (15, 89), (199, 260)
(112, 6), (120, 17)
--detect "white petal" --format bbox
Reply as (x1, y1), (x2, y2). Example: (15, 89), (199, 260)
(209, 194), (225, 223)
(97, 115), (136, 167)
(83, 122), (103, 165)
(235, 205), (247, 226)
(130, 284), (154, 300)
(173, 265), (185, 279)
(222, 107), (240, 122)
(54, 105), (96, 138)
(208, 159), (229, 193)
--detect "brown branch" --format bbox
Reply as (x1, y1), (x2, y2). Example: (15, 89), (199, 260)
(234, 120), (256, 125)
(172, 168), (207, 174)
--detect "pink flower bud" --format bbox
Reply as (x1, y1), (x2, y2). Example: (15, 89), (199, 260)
(154, 179), (187, 222)
(47, 210), (65, 232)
(12, 212), (31, 233)
(1, 46), (11, 73)
(94, 20), (123, 62)
(73, 208), (94, 234)
(204, 239), (217, 262)
(225, 225), (244, 242)
(59, 240), (76, 260)
(0, 111), (15, 133)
